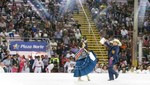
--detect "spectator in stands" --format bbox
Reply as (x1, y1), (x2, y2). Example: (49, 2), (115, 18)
(91, 6), (99, 19)
(54, 29), (63, 42)
(9, 29), (15, 39)
(22, 60), (30, 73)
(75, 30), (81, 42)
(0, 62), (5, 73)
(128, 66), (136, 73)
(143, 33), (149, 47)
(145, 65), (150, 74)
(94, 63), (103, 73)
(64, 58), (76, 73)
(63, 35), (70, 46)
(11, 64), (18, 73)
(119, 67), (127, 73)
(11, 55), (19, 71)
(50, 39), (58, 49)
(120, 52), (127, 61)
(136, 65), (146, 74)
(32, 56), (44, 73)
(101, 65), (108, 73)
(29, 56), (34, 72)
(46, 62), (54, 73)
(42, 55), (49, 72)
(2, 55), (12, 72)
(143, 47), (149, 61)
(66, 51), (75, 58)
(70, 45), (79, 54)
(119, 62), (130, 73)
(19, 55), (26, 72)
(49, 54), (59, 72)
(144, 19), (150, 32)
(73, 21), (81, 29)
(0, 19), (6, 29)
(120, 27), (128, 39)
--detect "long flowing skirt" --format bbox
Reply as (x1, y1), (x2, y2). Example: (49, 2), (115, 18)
(74, 51), (97, 77)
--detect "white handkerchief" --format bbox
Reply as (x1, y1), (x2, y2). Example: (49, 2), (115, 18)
(89, 52), (96, 61)
(99, 37), (106, 44)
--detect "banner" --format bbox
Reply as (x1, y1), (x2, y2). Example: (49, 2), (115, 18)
(9, 41), (47, 52)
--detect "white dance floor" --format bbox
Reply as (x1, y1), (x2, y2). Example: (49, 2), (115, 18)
(0, 73), (149, 85)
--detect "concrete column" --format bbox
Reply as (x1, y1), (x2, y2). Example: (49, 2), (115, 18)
(132, 0), (138, 66)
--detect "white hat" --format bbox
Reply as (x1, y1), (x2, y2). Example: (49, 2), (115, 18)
(110, 39), (122, 46)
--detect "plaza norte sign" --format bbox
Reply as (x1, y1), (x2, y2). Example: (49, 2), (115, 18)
(9, 41), (47, 52)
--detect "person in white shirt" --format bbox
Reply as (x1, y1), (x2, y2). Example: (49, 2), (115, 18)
(91, 7), (99, 19)
(136, 65), (146, 74)
(94, 63), (103, 73)
(144, 20), (149, 28)
(66, 51), (75, 58)
(0, 19), (6, 28)
(64, 58), (76, 73)
(63, 35), (70, 45)
(145, 66), (150, 74)
(32, 56), (44, 73)
(50, 39), (57, 49)
(46, 63), (54, 73)
(101, 65), (108, 73)
(128, 66), (136, 74)
(126, 17), (130, 27)
(0, 63), (5, 73)
(75, 31), (81, 41)
(34, 32), (40, 39)
(121, 27), (128, 38)
(2, 55), (12, 72)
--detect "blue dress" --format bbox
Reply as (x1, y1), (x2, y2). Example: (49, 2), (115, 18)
(74, 49), (97, 77)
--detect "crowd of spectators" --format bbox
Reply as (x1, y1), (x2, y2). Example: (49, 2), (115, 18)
(0, 0), (82, 73)
(0, 0), (150, 74)
(87, 0), (150, 74)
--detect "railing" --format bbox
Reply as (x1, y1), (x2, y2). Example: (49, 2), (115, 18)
(78, 0), (106, 62)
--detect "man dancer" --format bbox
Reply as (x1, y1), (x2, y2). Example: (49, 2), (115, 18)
(103, 38), (121, 81)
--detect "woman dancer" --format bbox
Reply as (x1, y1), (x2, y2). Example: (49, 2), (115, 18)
(74, 42), (97, 81)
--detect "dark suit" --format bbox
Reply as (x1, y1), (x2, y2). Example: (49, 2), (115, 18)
(105, 42), (119, 80)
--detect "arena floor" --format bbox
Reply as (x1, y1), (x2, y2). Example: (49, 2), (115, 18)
(0, 73), (149, 85)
